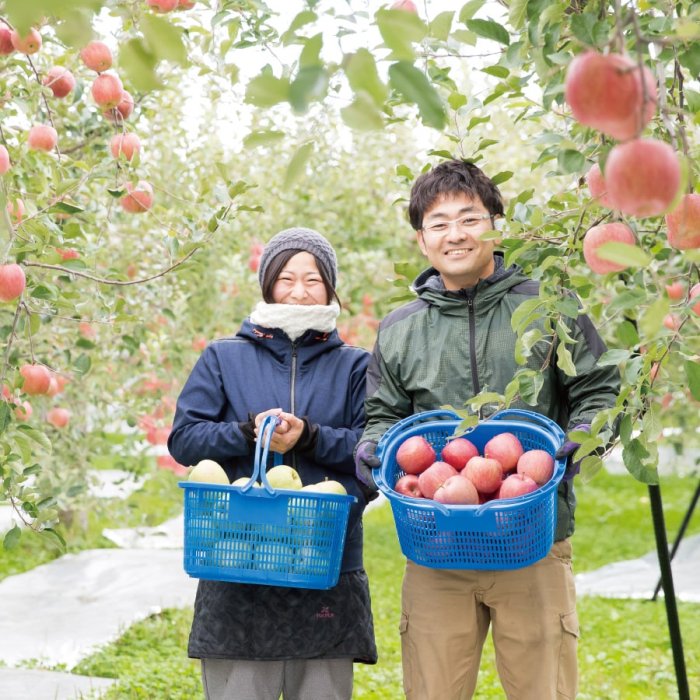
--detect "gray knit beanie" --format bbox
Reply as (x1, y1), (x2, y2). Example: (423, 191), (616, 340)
(258, 227), (338, 289)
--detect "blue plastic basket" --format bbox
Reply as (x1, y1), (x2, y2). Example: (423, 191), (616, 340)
(179, 415), (356, 589)
(375, 409), (567, 570)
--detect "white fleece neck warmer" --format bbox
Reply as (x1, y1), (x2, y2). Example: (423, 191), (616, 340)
(249, 302), (340, 341)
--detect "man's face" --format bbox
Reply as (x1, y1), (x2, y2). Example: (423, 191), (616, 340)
(416, 193), (499, 291)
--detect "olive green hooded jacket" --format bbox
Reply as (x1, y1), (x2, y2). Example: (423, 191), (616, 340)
(362, 253), (621, 540)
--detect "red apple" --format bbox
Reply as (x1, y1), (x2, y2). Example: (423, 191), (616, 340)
(28, 125), (58, 152)
(394, 474), (423, 498)
(663, 313), (681, 332)
(147, 0), (179, 11)
(463, 456), (503, 494)
(103, 90), (134, 122)
(582, 222), (637, 274)
(417, 461), (457, 499)
(14, 400), (32, 422)
(690, 283), (700, 316)
(46, 407), (70, 428)
(391, 0), (418, 11)
(483, 432), (524, 472)
(396, 435), (436, 475)
(0, 26), (14, 54)
(441, 437), (479, 470)
(516, 449), (554, 486)
(564, 51), (657, 141)
(585, 164), (613, 208)
(248, 254), (261, 272)
(665, 193), (700, 250)
(6, 198), (25, 224)
(499, 473), (538, 500)
(20, 364), (52, 395)
(0, 264), (26, 302)
(665, 281), (685, 300)
(121, 181), (154, 213)
(110, 133), (141, 161)
(80, 40), (112, 72)
(91, 73), (124, 109)
(43, 67), (76, 98)
(434, 474), (479, 505)
(178, 0), (197, 7)
(0, 144), (10, 175)
(191, 335), (207, 352)
(10, 28), (42, 54)
(605, 139), (681, 218)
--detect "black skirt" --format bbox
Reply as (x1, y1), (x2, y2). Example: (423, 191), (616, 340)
(188, 570), (377, 664)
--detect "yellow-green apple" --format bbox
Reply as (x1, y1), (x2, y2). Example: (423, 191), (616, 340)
(121, 181), (154, 213)
(583, 222), (636, 274)
(396, 435), (436, 475)
(110, 133), (141, 161)
(417, 461), (458, 499)
(231, 477), (261, 488)
(665, 193), (700, 250)
(266, 464), (302, 490)
(91, 73), (123, 109)
(0, 26), (14, 54)
(484, 432), (524, 472)
(394, 474), (423, 498)
(10, 28), (42, 54)
(43, 67), (76, 98)
(20, 364), (52, 395)
(605, 139), (680, 217)
(187, 459), (230, 485)
(690, 283), (700, 316)
(498, 473), (538, 500)
(441, 437), (479, 470)
(463, 456), (503, 494)
(585, 164), (613, 208)
(665, 281), (686, 300)
(0, 144), (10, 174)
(0, 264), (26, 302)
(301, 479), (347, 495)
(80, 40), (112, 72)
(28, 125), (58, 152)
(434, 474), (479, 505)
(564, 51), (656, 141)
(104, 90), (134, 122)
(516, 449), (554, 485)
(46, 407), (70, 428)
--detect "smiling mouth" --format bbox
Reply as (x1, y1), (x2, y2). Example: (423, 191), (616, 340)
(445, 248), (474, 256)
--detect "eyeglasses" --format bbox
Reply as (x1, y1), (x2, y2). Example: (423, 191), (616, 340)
(421, 213), (493, 236)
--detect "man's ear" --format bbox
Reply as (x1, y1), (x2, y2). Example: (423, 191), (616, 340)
(416, 230), (428, 256)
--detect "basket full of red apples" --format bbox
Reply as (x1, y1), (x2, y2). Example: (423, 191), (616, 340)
(374, 409), (567, 570)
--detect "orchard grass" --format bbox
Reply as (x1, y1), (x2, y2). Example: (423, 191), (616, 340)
(5, 470), (700, 697)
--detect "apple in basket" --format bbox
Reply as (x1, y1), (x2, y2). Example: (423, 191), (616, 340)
(434, 474), (479, 505)
(394, 474), (423, 498)
(231, 477), (262, 488)
(484, 432), (524, 472)
(187, 459), (230, 485)
(498, 473), (538, 499)
(266, 465), (303, 490)
(396, 435), (436, 474)
(418, 461), (457, 499)
(301, 479), (347, 495)
(517, 449), (555, 485)
(441, 437), (479, 470)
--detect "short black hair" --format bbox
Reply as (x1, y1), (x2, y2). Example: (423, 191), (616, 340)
(408, 160), (505, 230)
(260, 248), (340, 305)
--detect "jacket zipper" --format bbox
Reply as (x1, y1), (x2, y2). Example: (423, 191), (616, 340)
(290, 343), (298, 470)
(466, 296), (481, 399)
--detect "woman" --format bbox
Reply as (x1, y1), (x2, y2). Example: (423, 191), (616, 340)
(168, 227), (377, 700)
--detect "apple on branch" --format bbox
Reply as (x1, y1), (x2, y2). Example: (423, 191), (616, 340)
(583, 222), (637, 274)
(0, 264), (26, 302)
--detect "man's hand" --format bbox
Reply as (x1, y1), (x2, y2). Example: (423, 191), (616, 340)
(555, 424), (591, 479)
(354, 440), (381, 500)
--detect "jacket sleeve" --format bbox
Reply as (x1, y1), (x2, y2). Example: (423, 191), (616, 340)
(167, 346), (251, 467)
(557, 312), (621, 431)
(312, 351), (370, 475)
(360, 329), (413, 444)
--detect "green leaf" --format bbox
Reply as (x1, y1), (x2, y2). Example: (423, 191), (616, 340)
(73, 353), (92, 375)
(518, 371), (544, 405)
(429, 11), (454, 41)
(595, 242), (650, 268)
(510, 297), (543, 333)
(376, 8), (427, 60)
(120, 38), (162, 91)
(346, 49), (388, 107)
(622, 437), (659, 484)
(557, 342), (577, 377)
(640, 297), (669, 339)
(388, 62), (446, 129)
(283, 142), (314, 189)
(465, 19), (510, 45)
(245, 72), (291, 108)
(491, 170), (513, 186)
(557, 148), (585, 174)
(243, 130), (285, 148)
(281, 10), (318, 45)
(597, 349), (631, 366)
(341, 93), (385, 130)
(686, 360), (700, 401)
(299, 33), (323, 67)
(16, 424), (52, 451)
(616, 320), (640, 348)
(141, 13), (188, 66)
(570, 13), (607, 47)
(459, 0), (483, 22)
(3, 525), (21, 550)
(0, 401), (10, 434)
(289, 65), (328, 112)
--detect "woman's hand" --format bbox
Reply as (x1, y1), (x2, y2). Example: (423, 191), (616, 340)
(254, 409), (304, 453)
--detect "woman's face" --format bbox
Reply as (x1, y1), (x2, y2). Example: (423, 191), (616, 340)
(271, 251), (329, 305)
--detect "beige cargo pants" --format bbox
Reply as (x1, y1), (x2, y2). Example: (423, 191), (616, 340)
(400, 539), (578, 700)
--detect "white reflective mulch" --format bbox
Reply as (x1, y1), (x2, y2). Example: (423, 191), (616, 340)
(0, 668), (115, 700)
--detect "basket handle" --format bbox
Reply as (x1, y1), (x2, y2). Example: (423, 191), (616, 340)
(376, 408), (461, 459)
(253, 414), (280, 494)
(487, 409), (565, 445)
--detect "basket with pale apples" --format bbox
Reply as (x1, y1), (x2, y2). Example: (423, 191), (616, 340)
(374, 409), (567, 570)
(179, 415), (356, 589)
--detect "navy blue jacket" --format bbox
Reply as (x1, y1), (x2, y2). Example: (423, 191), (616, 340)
(168, 318), (370, 572)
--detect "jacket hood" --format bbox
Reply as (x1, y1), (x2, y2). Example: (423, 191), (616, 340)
(236, 317), (344, 366)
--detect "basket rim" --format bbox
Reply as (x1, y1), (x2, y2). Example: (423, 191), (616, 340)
(179, 480), (357, 503)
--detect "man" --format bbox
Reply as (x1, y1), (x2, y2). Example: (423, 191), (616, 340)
(355, 159), (620, 699)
